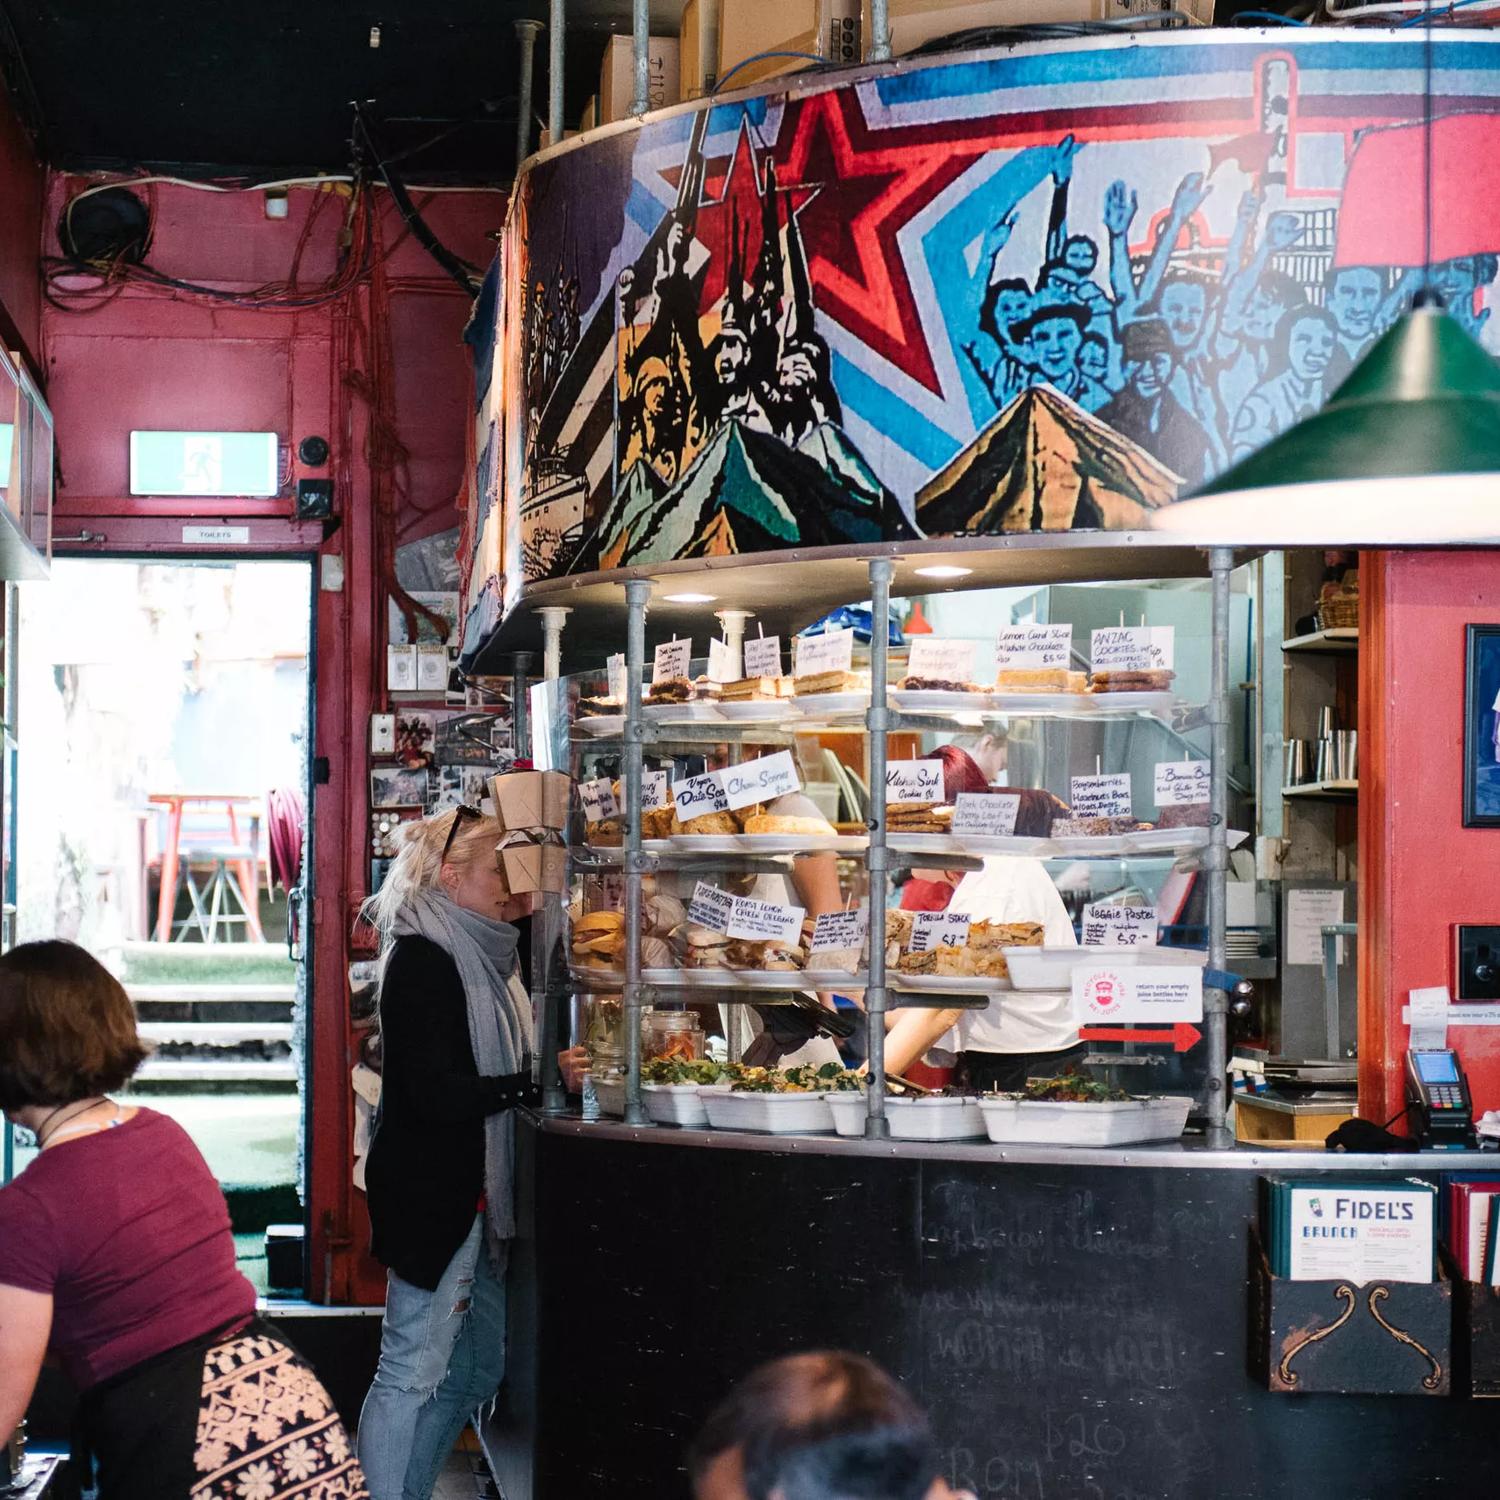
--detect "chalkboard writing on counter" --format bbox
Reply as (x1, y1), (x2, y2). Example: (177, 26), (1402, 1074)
(497, 1124), (1500, 1500)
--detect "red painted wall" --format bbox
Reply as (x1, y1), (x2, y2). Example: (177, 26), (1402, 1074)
(40, 176), (503, 1301)
(1359, 550), (1500, 1128)
(0, 75), (43, 370)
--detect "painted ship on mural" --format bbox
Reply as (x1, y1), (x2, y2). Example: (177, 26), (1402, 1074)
(504, 48), (1500, 587)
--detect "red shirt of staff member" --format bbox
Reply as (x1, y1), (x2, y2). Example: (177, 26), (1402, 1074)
(0, 941), (368, 1500)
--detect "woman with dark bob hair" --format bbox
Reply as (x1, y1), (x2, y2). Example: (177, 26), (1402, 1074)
(0, 940), (368, 1500)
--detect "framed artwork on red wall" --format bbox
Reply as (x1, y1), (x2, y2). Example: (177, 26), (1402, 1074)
(1463, 625), (1500, 828)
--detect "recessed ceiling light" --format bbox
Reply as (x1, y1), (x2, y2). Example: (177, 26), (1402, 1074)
(662, 592), (717, 603)
(913, 565), (973, 580)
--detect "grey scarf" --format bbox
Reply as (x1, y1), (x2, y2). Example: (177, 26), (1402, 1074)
(390, 890), (534, 1256)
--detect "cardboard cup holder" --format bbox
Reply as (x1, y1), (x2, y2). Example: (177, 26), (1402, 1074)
(1248, 1229), (1451, 1396)
(489, 769), (570, 833)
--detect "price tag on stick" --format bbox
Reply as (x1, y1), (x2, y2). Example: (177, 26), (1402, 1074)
(906, 637), (977, 683)
(726, 897), (805, 943)
(1081, 903), (1159, 948)
(607, 653), (628, 702)
(995, 623), (1073, 671)
(671, 769), (731, 817)
(578, 777), (619, 822)
(951, 793), (1020, 837)
(1091, 626), (1175, 672)
(688, 881), (737, 933)
(1070, 773), (1133, 818)
(910, 911), (972, 952)
(723, 750), (802, 811)
(886, 760), (945, 805)
(652, 637), (692, 684)
(708, 637), (740, 683)
(744, 634), (782, 678)
(1154, 760), (1210, 806)
(810, 907), (869, 955)
(793, 627), (854, 679)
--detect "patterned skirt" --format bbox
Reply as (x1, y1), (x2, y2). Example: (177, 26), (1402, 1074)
(82, 1318), (369, 1500)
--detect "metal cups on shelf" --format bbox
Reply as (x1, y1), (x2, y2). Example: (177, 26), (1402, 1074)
(1283, 739), (1310, 787)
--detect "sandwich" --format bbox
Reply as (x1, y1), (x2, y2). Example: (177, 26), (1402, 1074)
(1087, 669), (1176, 693)
(676, 925), (732, 969)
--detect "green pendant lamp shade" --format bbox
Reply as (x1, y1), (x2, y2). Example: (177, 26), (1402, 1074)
(1152, 303), (1500, 545)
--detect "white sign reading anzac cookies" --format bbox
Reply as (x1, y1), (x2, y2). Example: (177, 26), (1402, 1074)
(1091, 626), (1175, 672)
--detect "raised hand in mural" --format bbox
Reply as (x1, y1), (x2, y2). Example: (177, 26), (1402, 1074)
(1102, 180), (1137, 239)
(1168, 171), (1211, 226)
(1264, 211), (1304, 253)
(1050, 134), (1082, 185)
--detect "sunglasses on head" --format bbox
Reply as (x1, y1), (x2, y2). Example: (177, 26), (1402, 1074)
(440, 804), (482, 864)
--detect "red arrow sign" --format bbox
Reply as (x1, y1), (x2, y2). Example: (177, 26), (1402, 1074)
(1079, 1024), (1203, 1054)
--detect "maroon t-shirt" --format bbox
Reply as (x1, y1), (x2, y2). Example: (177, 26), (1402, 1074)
(0, 1108), (255, 1388)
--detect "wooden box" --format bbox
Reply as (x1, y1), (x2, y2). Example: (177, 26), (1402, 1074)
(1249, 1230), (1451, 1396)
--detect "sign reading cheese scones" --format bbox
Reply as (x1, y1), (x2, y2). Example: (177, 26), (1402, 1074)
(723, 750), (800, 811)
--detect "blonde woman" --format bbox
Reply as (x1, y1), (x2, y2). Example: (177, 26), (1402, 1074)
(357, 806), (559, 1500)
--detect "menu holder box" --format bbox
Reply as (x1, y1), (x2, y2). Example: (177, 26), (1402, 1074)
(1248, 1229), (1451, 1396)
(1447, 1253), (1500, 1398)
(489, 769), (570, 832)
(498, 838), (568, 896)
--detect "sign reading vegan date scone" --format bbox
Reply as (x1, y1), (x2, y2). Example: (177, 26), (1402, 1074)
(672, 769), (731, 817)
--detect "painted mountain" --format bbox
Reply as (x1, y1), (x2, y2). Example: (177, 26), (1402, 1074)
(915, 386), (1182, 536)
(590, 419), (905, 570)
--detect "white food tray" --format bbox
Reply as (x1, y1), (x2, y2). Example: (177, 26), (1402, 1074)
(890, 689), (992, 714)
(699, 1087), (834, 1134)
(888, 832), (1051, 858)
(665, 833), (867, 854)
(715, 699), (795, 722)
(987, 691), (1097, 715)
(977, 1095), (1192, 1146)
(1003, 944), (1206, 991)
(592, 1077), (626, 1118)
(789, 690), (869, 717)
(576, 714), (624, 738)
(642, 1083), (710, 1127)
(890, 971), (1011, 994)
(1078, 690), (1178, 715)
(827, 1093), (987, 1140)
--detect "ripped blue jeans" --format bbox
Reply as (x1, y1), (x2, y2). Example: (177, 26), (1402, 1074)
(357, 1215), (508, 1500)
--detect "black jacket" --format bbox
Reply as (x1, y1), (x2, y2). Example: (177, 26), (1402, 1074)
(364, 934), (539, 1289)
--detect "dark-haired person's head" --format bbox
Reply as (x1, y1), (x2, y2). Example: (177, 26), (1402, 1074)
(0, 941), (147, 1114)
(689, 1351), (958, 1500)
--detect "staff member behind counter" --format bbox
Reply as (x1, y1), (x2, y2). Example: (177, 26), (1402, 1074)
(0, 942), (367, 1500)
(883, 747), (1083, 1092)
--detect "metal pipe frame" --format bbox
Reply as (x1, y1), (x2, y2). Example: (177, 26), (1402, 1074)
(1205, 548), (1233, 1141)
(868, 0), (892, 62)
(864, 558), (893, 1139)
(622, 579), (651, 1123)
(537, 616), (570, 1116)
(548, 0), (566, 148)
(630, 0), (650, 117)
(514, 19), (543, 172)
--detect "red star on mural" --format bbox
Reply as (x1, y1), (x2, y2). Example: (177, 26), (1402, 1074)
(772, 89), (982, 395)
(659, 121), (817, 315)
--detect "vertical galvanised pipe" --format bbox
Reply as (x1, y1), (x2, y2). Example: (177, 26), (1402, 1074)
(622, 580), (651, 1123)
(548, 0), (566, 147)
(1206, 548), (1232, 1140)
(514, 20), (543, 169)
(864, 557), (892, 1140)
(630, 0), (650, 116)
(868, 0), (892, 61)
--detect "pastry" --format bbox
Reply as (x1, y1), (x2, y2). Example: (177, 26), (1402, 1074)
(720, 675), (781, 701)
(933, 946), (1011, 979)
(586, 817), (623, 847)
(1156, 802), (1210, 829)
(578, 695), (622, 717)
(1051, 815), (1149, 837)
(641, 805), (676, 839)
(895, 949), (937, 974)
(793, 669), (870, 696)
(691, 675), (723, 702)
(995, 668), (1088, 693)
(647, 677), (694, 704)
(897, 675), (984, 694)
(731, 805), (765, 831)
(968, 920), (1044, 950)
(888, 803), (953, 835)
(741, 813), (831, 837)
(671, 809), (741, 836)
(1088, 670), (1175, 693)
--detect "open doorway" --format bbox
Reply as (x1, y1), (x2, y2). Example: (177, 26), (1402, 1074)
(14, 557), (313, 1292)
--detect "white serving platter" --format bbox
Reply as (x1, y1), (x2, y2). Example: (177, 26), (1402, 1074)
(715, 698), (795, 722)
(977, 1095), (1192, 1146)
(643, 700), (724, 722)
(576, 714), (624, 738)
(827, 1093), (987, 1141)
(890, 689), (994, 714)
(665, 833), (867, 855)
(889, 971), (1011, 994)
(698, 1087), (834, 1134)
(789, 691), (869, 718)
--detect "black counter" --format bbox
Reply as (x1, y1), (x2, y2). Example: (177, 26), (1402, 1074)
(487, 1116), (1500, 1500)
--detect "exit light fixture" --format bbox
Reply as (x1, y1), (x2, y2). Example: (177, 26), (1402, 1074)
(129, 431), (280, 498)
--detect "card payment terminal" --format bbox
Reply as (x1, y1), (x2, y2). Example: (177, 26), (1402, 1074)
(1404, 1048), (1478, 1150)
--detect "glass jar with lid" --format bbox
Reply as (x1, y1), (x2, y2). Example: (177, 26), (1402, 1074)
(642, 1007), (704, 1063)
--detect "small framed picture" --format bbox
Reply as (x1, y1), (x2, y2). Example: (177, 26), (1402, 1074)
(370, 766), (429, 810)
(394, 711), (436, 768)
(1463, 625), (1500, 827)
